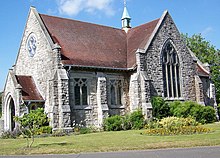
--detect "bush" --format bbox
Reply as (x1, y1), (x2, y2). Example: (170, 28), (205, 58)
(199, 106), (216, 124)
(159, 117), (199, 129)
(103, 115), (123, 131)
(143, 116), (211, 136)
(129, 110), (145, 129)
(36, 126), (52, 135)
(151, 97), (170, 119)
(103, 110), (145, 131)
(218, 104), (220, 117)
(144, 126), (211, 136)
(169, 101), (181, 116)
(1, 129), (21, 139)
(171, 101), (216, 123)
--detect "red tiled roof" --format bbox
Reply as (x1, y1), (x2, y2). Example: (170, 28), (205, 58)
(16, 75), (44, 101)
(127, 19), (160, 68)
(40, 14), (159, 69)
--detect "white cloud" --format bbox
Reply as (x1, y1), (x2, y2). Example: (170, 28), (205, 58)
(57, 0), (115, 16)
(201, 27), (214, 36)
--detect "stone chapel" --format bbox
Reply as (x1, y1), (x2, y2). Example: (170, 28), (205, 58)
(1, 6), (217, 132)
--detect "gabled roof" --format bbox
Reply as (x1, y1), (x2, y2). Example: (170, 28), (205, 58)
(39, 12), (160, 69)
(127, 19), (159, 67)
(16, 75), (44, 101)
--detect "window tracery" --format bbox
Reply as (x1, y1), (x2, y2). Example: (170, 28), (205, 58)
(74, 78), (88, 105)
(162, 41), (181, 98)
(110, 80), (122, 105)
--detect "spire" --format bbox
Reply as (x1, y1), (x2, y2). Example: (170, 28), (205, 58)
(121, 0), (131, 33)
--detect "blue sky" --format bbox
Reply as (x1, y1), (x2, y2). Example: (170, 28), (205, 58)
(0, 0), (220, 91)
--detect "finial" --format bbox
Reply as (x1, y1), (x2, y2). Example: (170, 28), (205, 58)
(124, 0), (126, 7)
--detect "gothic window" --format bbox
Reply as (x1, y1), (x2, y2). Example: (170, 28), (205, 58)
(110, 80), (122, 105)
(74, 78), (88, 105)
(162, 42), (181, 98)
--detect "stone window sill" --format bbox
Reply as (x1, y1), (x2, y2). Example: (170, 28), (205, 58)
(164, 97), (185, 101)
(109, 105), (125, 109)
(73, 105), (92, 110)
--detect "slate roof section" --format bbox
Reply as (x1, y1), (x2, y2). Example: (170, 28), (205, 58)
(16, 75), (44, 101)
(40, 14), (159, 69)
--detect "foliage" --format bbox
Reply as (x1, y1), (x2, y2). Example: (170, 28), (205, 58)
(151, 96), (170, 119)
(158, 117), (199, 128)
(128, 110), (145, 129)
(14, 108), (50, 148)
(103, 115), (123, 131)
(35, 126), (52, 135)
(144, 116), (211, 136)
(103, 110), (145, 131)
(218, 104), (220, 117)
(144, 126), (211, 136)
(151, 97), (216, 124)
(171, 101), (216, 123)
(199, 106), (217, 124)
(182, 33), (220, 104)
(1, 129), (21, 139)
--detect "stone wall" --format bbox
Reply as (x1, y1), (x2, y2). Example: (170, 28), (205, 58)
(15, 9), (55, 103)
(143, 13), (196, 101)
(68, 70), (129, 127)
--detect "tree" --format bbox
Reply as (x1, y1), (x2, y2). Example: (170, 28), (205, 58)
(14, 108), (49, 148)
(182, 33), (220, 104)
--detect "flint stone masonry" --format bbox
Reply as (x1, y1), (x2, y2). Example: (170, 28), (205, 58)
(144, 13), (196, 101)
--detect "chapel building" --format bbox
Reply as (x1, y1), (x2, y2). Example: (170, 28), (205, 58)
(1, 6), (217, 132)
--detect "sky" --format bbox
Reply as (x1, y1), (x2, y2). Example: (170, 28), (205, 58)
(0, 0), (220, 91)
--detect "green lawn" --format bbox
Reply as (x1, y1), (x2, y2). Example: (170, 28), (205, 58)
(1, 122), (220, 155)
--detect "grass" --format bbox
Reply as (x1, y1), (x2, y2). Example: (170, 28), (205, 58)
(1, 122), (220, 155)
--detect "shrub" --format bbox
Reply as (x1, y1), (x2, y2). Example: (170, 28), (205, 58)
(143, 116), (211, 136)
(199, 106), (216, 124)
(151, 96), (170, 119)
(169, 101), (181, 116)
(171, 101), (216, 124)
(217, 104), (220, 117)
(144, 126), (211, 136)
(1, 129), (21, 139)
(103, 110), (145, 131)
(121, 114), (132, 130)
(129, 110), (145, 129)
(36, 126), (52, 135)
(144, 118), (160, 129)
(159, 117), (199, 129)
(103, 115), (123, 131)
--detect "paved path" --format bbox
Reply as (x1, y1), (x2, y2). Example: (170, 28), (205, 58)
(1, 146), (220, 158)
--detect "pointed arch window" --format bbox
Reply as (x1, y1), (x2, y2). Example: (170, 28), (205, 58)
(162, 41), (181, 98)
(110, 80), (122, 105)
(74, 78), (88, 105)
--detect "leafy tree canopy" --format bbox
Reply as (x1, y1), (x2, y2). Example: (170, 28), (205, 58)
(182, 33), (220, 104)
